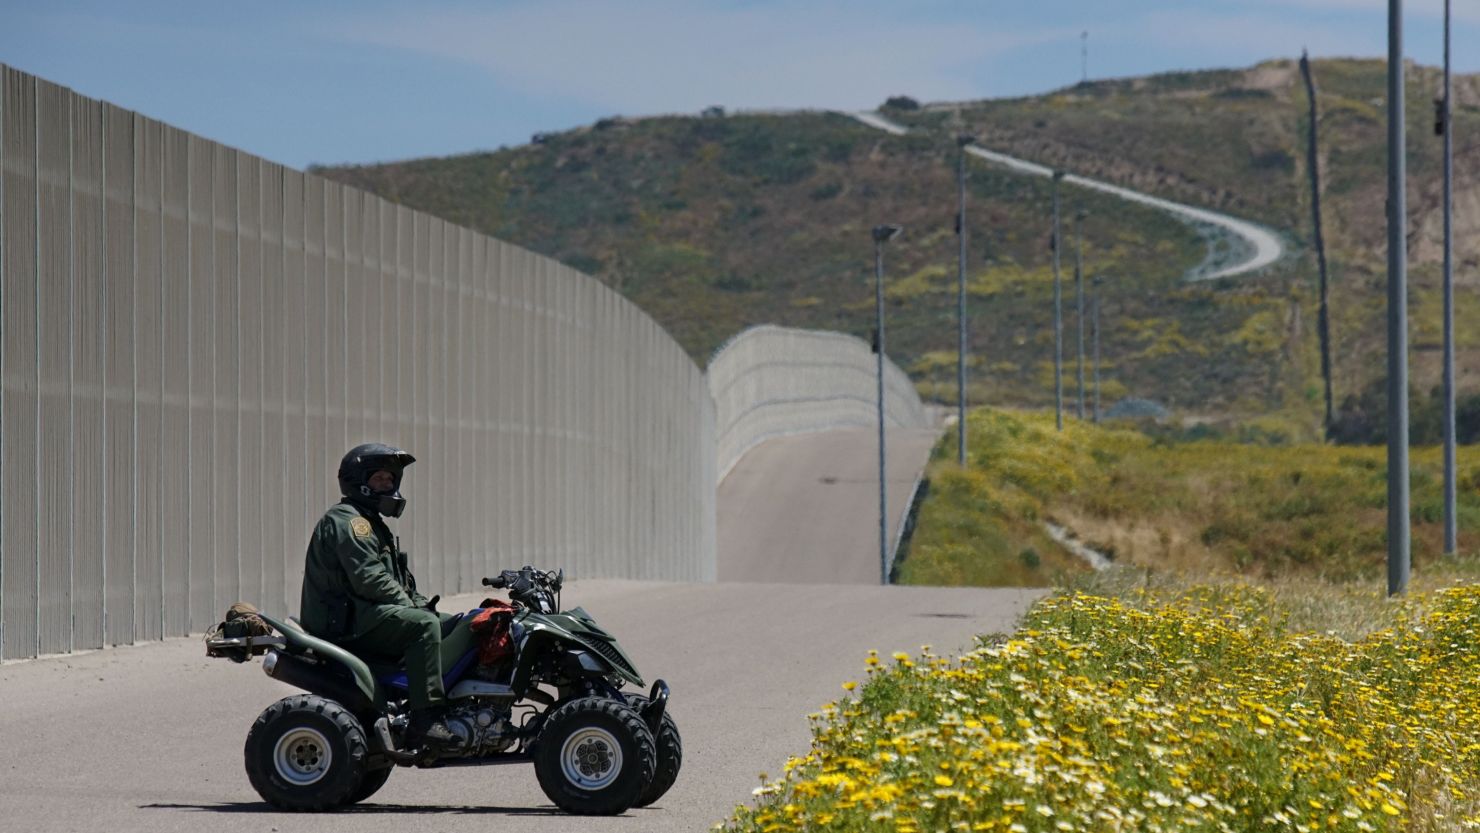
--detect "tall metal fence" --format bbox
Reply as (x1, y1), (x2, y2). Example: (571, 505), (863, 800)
(0, 65), (717, 660)
(707, 325), (932, 480)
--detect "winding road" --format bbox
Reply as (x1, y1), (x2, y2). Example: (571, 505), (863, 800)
(848, 110), (1285, 281)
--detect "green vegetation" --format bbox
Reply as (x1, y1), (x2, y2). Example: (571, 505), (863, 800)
(721, 582), (1480, 832)
(321, 112), (1214, 407)
(322, 59), (1480, 425)
(721, 408), (1480, 832)
(898, 408), (1480, 586)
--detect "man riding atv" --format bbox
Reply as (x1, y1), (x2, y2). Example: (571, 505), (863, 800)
(299, 442), (470, 750)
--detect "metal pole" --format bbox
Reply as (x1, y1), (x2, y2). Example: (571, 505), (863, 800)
(1075, 208), (1087, 420)
(956, 136), (972, 465)
(1300, 51), (1335, 437)
(1081, 31), (1088, 84)
(876, 237), (887, 585)
(1052, 172), (1064, 431)
(1387, 0), (1411, 595)
(872, 224), (901, 584)
(1443, 0), (1457, 555)
(1093, 275), (1103, 424)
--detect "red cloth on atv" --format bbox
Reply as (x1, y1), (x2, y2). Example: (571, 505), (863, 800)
(468, 600), (516, 666)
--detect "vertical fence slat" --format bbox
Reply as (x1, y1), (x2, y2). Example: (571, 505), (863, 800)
(36, 78), (72, 654)
(131, 114), (163, 643)
(410, 211), (430, 580)
(160, 124), (189, 636)
(3, 69), (38, 659)
(324, 181), (346, 473)
(303, 175), (327, 528)
(282, 168), (307, 605)
(260, 162), (286, 615)
(70, 93), (105, 649)
(235, 155), (262, 607)
(211, 145), (239, 612)
(186, 134), (214, 631)
(344, 189), (366, 451)
(101, 102), (134, 645)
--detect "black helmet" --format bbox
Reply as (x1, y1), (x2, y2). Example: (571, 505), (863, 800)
(338, 443), (416, 518)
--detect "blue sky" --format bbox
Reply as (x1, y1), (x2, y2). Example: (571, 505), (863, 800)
(0, 1), (1475, 169)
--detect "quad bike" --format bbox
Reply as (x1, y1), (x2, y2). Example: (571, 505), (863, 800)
(205, 566), (681, 814)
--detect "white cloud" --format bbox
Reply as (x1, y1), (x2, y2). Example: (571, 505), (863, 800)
(336, 1), (1070, 114)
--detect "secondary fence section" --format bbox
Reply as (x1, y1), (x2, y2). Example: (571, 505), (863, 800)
(0, 65), (716, 660)
(707, 325), (933, 480)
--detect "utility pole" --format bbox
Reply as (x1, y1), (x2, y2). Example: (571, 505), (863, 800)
(1052, 171), (1064, 431)
(956, 134), (974, 465)
(1093, 275), (1103, 423)
(873, 224), (903, 585)
(1075, 207), (1087, 420)
(1442, 0), (1458, 555)
(1387, 0), (1411, 596)
(1299, 50), (1335, 438)
(1081, 31), (1088, 84)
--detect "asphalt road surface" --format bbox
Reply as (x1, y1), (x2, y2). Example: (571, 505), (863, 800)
(718, 427), (941, 583)
(2, 427), (1044, 831)
(0, 580), (1043, 832)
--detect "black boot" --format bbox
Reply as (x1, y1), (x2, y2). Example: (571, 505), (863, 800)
(406, 708), (463, 751)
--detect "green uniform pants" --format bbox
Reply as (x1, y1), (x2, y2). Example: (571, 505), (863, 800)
(341, 608), (475, 711)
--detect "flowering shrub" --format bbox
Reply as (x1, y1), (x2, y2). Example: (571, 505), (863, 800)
(721, 585), (1480, 832)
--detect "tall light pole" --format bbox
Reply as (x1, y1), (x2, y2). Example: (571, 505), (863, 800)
(1075, 207), (1087, 420)
(874, 223), (903, 585)
(1052, 171), (1065, 430)
(956, 134), (974, 465)
(1442, 0), (1457, 555)
(1387, 0), (1411, 596)
(1081, 31), (1089, 84)
(1093, 275), (1103, 424)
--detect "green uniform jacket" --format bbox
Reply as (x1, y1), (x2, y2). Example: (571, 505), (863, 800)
(299, 501), (430, 641)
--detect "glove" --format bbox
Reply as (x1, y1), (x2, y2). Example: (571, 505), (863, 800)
(424, 594), (440, 613)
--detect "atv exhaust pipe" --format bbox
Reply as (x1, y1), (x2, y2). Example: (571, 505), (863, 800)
(262, 649), (374, 716)
(642, 679), (669, 734)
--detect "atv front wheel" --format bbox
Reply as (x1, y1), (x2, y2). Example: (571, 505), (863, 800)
(534, 697), (656, 815)
(345, 763), (393, 805)
(244, 694), (370, 811)
(625, 694), (682, 807)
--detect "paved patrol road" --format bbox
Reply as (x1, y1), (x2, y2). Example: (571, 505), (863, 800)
(0, 580), (1042, 832)
(718, 427), (942, 584)
(0, 428), (1046, 832)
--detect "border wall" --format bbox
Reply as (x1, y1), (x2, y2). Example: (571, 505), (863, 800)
(0, 65), (717, 660)
(707, 325), (932, 481)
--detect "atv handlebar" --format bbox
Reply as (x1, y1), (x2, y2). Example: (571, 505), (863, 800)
(482, 566), (563, 613)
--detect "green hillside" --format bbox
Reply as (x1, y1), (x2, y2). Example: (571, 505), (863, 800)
(317, 58), (1480, 432)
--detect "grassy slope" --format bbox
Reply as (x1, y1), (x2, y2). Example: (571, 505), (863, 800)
(898, 408), (1480, 588)
(317, 58), (1480, 430)
(318, 62), (1428, 426)
(892, 59), (1480, 422)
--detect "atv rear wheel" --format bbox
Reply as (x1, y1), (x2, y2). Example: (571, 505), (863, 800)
(244, 694), (370, 811)
(534, 697), (656, 815)
(625, 694), (682, 807)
